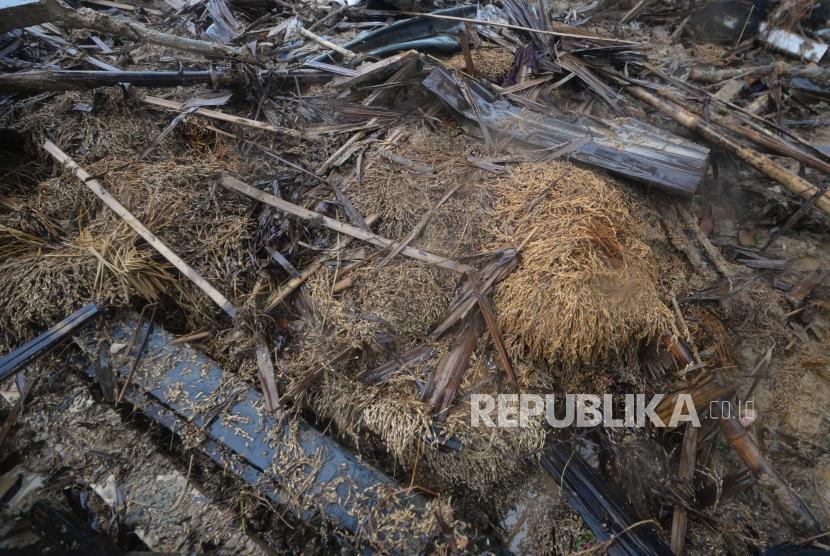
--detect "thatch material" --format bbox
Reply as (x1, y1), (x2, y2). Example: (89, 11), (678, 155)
(488, 162), (673, 368)
(338, 128), (492, 343)
(11, 90), (169, 162)
(286, 338), (546, 494)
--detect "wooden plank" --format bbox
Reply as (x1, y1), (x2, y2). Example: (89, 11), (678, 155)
(221, 174), (473, 273)
(42, 140), (237, 318)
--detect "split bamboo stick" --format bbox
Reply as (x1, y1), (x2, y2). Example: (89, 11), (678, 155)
(43, 140), (238, 318)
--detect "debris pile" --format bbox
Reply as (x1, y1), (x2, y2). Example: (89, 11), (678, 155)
(0, 0), (829, 553)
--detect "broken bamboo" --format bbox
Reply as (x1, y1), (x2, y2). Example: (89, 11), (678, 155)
(671, 425), (698, 555)
(662, 332), (821, 535)
(690, 63), (830, 85)
(422, 315), (483, 414)
(626, 86), (830, 215)
(264, 216), (379, 310)
(221, 175), (473, 273)
(720, 411), (821, 534)
(299, 26), (356, 59)
(42, 141), (238, 318)
(254, 333), (280, 412)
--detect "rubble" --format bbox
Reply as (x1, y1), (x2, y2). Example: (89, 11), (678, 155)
(1, 0), (830, 553)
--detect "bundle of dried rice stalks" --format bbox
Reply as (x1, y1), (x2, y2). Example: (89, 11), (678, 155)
(488, 162), (673, 368)
(444, 46), (515, 82)
(0, 155), (256, 344)
(284, 271), (545, 494)
(0, 226), (177, 343)
(337, 128), (491, 343)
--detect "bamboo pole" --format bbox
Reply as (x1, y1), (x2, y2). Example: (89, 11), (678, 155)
(651, 88), (830, 177)
(0, 69), (235, 93)
(221, 175), (473, 273)
(627, 86), (830, 215)
(142, 95), (306, 141)
(720, 412), (821, 534)
(298, 26), (356, 59)
(671, 425), (698, 554)
(689, 62), (830, 85)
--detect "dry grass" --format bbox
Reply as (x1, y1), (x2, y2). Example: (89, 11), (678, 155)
(488, 162), (673, 368)
(12, 89), (168, 161)
(768, 0), (820, 30)
(297, 363), (546, 493)
(345, 126), (489, 249)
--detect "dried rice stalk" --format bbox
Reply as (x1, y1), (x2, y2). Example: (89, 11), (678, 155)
(489, 162), (673, 367)
(0, 155), (254, 344)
